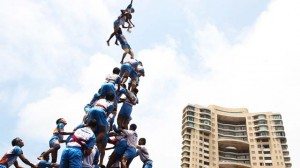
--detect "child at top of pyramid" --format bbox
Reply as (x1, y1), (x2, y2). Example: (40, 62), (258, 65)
(0, 137), (37, 168)
(106, 0), (135, 46)
(115, 28), (134, 64)
(38, 118), (73, 164)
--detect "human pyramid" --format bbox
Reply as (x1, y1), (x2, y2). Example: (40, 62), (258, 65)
(0, 1), (153, 168)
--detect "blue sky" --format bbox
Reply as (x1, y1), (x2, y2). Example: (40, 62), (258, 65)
(1, 0), (300, 167)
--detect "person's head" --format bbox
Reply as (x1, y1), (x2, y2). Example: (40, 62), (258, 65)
(130, 8), (135, 13)
(11, 137), (24, 147)
(126, 13), (132, 20)
(56, 118), (67, 125)
(132, 88), (138, 94)
(113, 67), (120, 75)
(106, 93), (115, 102)
(138, 138), (146, 145)
(129, 123), (137, 131)
(138, 67), (145, 77)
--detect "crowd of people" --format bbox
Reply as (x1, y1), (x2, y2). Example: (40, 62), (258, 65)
(0, 1), (152, 168)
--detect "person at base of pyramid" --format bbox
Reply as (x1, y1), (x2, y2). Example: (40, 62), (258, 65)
(87, 67), (121, 108)
(105, 124), (137, 168)
(82, 145), (100, 168)
(0, 137), (37, 168)
(59, 119), (97, 168)
(120, 124), (138, 168)
(135, 138), (152, 168)
(115, 28), (134, 64)
(38, 118), (73, 163)
(37, 152), (59, 168)
(117, 88), (138, 129)
(85, 97), (115, 168)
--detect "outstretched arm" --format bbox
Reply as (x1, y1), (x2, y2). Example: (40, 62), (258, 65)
(19, 154), (37, 168)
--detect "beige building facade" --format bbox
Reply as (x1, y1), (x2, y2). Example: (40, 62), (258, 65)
(181, 104), (292, 168)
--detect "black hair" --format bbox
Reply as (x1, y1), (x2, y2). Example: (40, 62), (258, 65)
(106, 93), (115, 101)
(130, 123), (137, 131)
(113, 67), (120, 74)
(139, 138), (146, 145)
(56, 118), (63, 124)
(132, 88), (139, 94)
(11, 137), (21, 146)
(86, 119), (97, 128)
(126, 13), (132, 20)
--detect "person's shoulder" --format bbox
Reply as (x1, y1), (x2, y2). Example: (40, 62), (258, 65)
(12, 146), (23, 155)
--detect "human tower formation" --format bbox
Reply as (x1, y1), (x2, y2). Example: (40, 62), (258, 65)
(0, 1), (153, 168)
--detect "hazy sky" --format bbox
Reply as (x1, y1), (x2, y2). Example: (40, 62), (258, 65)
(1, 0), (300, 167)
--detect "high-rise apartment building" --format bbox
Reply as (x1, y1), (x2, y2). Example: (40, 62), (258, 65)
(181, 104), (292, 168)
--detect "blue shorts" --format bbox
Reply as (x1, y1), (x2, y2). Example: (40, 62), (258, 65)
(119, 103), (133, 118)
(38, 160), (52, 168)
(114, 139), (127, 160)
(0, 165), (7, 168)
(122, 44), (131, 50)
(120, 63), (133, 77)
(49, 137), (60, 149)
(98, 83), (116, 98)
(86, 107), (108, 135)
(124, 146), (136, 160)
(143, 160), (153, 168)
(60, 147), (83, 168)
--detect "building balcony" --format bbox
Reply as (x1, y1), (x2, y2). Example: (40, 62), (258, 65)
(218, 122), (246, 131)
(218, 139), (249, 151)
(219, 159), (251, 168)
(200, 108), (211, 115)
(218, 130), (247, 137)
(285, 162), (292, 168)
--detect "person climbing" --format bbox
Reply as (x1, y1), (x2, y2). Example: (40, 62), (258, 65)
(85, 98), (115, 168)
(0, 138), (37, 168)
(117, 88), (138, 129)
(119, 124), (138, 168)
(87, 67), (120, 108)
(38, 118), (73, 163)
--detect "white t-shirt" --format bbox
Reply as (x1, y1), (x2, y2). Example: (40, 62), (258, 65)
(105, 74), (120, 84)
(123, 130), (138, 147)
(137, 145), (151, 162)
(82, 145), (99, 168)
